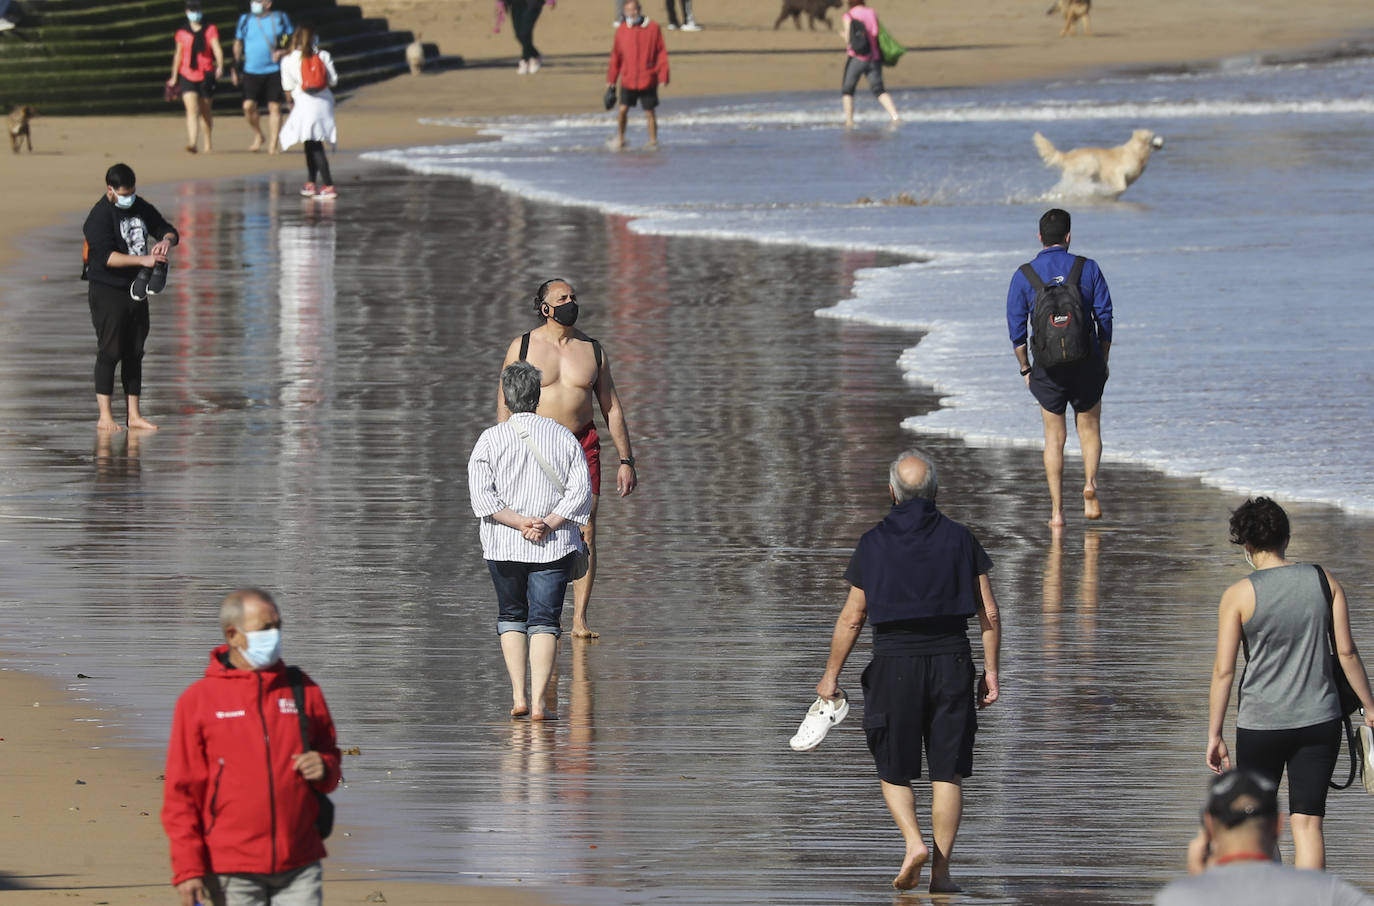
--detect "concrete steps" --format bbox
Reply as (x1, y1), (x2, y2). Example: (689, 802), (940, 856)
(0, 0), (456, 115)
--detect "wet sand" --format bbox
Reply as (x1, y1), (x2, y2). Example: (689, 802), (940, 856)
(2, 167), (1373, 903)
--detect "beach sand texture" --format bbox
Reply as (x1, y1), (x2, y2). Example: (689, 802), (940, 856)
(3, 169), (1374, 904)
(3, 1), (1374, 903)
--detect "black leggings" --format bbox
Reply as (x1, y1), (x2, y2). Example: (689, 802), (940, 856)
(304, 140), (332, 186)
(89, 281), (150, 396)
(1236, 718), (1342, 816)
(508, 0), (543, 61)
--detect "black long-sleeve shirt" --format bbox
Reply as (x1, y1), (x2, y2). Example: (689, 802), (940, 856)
(82, 196), (178, 289)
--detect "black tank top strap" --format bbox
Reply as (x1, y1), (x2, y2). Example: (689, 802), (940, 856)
(518, 331), (530, 361)
(592, 338), (602, 373)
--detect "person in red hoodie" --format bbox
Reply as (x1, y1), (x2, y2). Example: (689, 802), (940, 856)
(162, 588), (341, 906)
(606, 0), (670, 149)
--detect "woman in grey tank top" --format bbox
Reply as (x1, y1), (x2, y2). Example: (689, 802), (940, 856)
(1206, 498), (1374, 869)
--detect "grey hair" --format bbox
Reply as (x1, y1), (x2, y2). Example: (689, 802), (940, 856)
(219, 587), (276, 631)
(502, 361), (542, 414)
(889, 449), (938, 503)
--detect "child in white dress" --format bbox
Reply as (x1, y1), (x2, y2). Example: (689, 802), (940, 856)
(278, 26), (339, 198)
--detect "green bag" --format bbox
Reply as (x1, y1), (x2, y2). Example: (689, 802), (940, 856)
(877, 23), (905, 67)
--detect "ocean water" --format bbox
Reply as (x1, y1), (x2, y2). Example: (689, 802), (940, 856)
(367, 51), (1374, 514)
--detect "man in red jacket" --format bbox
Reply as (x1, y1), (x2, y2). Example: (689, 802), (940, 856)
(607, 0), (670, 149)
(162, 588), (341, 906)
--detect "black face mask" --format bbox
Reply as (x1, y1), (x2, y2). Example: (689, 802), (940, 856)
(548, 301), (579, 327)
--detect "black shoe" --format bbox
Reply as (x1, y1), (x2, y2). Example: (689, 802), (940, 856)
(146, 260), (168, 295)
(130, 267), (151, 300)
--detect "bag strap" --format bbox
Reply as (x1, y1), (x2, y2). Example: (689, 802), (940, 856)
(1018, 262), (1045, 292)
(512, 420), (567, 495)
(1068, 255), (1086, 287)
(286, 666), (314, 753)
(1316, 565), (1360, 790)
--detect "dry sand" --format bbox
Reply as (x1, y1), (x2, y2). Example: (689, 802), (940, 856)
(3, 0), (1374, 901)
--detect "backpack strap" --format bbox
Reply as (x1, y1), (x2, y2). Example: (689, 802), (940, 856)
(1068, 255), (1086, 287)
(518, 331), (530, 361)
(592, 339), (603, 374)
(1018, 262), (1045, 292)
(285, 666), (313, 754)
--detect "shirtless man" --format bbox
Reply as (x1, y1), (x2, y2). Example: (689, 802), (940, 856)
(498, 278), (637, 639)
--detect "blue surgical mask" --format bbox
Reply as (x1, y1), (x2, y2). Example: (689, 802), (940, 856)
(113, 192), (136, 209)
(240, 628), (282, 669)
(250, 1), (264, 14)
(187, 10), (203, 23)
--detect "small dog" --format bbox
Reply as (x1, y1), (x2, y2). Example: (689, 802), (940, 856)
(1047, 0), (1091, 37)
(405, 37), (424, 76)
(774, 0), (842, 30)
(1033, 129), (1165, 199)
(8, 105), (35, 153)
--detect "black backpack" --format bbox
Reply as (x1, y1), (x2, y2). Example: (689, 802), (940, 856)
(1022, 256), (1091, 368)
(848, 18), (871, 57)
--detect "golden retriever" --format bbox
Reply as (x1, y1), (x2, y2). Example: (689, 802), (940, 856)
(8, 105), (35, 153)
(1033, 129), (1165, 199)
(1047, 0), (1091, 37)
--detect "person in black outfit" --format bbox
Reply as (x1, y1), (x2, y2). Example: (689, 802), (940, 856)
(813, 450), (1001, 894)
(503, 0), (545, 73)
(81, 163), (179, 432)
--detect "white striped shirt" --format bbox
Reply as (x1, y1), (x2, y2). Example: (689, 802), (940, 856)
(467, 412), (593, 563)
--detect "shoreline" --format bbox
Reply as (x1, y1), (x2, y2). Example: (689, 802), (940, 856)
(5, 2), (1374, 899)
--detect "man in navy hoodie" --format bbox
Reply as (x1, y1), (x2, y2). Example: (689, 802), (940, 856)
(814, 451), (1001, 894)
(162, 588), (340, 906)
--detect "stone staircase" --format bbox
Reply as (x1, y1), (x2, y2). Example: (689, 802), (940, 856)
(0, 0), (452, 114)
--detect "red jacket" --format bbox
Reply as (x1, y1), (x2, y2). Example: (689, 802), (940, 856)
(607, 18), (669, 91)
(162, 647), (342, 885)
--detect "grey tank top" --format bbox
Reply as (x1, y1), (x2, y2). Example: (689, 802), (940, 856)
(1238, 564), (1341, 730)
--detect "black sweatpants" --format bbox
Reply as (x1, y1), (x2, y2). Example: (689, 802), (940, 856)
(88, 280), (150, 396)
(508, 0), (543, 61)
(304, 140), (333, 186)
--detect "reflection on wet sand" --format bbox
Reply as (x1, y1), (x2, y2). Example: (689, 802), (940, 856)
(1, 170), (1373, 905)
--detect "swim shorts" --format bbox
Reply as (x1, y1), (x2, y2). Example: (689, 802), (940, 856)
(1029, 358), (1108, 415)
(574, 422), (602, 497)
(861, 651), (977, 784)
(240, 70), (285, 106)
(619, 86), (659, 110)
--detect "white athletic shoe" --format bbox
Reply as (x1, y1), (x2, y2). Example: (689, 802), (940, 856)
(666, 22), (678, 29)
(680, 21), (702, 31)
(528, 57), (541, 74)
(517, 59), (529, 74)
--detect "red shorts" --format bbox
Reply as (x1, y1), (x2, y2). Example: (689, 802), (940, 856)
(574, 422), (601, 497)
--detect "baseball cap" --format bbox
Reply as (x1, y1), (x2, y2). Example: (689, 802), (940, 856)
(1204, 770), (1278, 828)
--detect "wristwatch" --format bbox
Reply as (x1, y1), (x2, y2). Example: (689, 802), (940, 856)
(620, 457), (636, 467)
(1019, 366), (1033, 376)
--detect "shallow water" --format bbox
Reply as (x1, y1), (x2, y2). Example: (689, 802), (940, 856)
(370, 52), (1374, 514)
(1, 170), (1373, 904)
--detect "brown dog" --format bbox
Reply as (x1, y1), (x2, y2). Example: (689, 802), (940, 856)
(1047, 0), (1091, 37)
(8, 105), (35, 153)
(1033, 129), (1165, 199)
(774, 0), (842, 30)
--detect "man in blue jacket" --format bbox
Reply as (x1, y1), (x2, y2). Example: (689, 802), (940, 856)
(1006, 208), (1113, 528)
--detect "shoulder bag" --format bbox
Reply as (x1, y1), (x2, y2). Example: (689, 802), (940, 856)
(1316, 565), (1363, 791)
(286, 667), (336, 838)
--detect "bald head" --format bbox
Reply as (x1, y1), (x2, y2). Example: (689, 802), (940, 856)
(889, 450), (938, 503)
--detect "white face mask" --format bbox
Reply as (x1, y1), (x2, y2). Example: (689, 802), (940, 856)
(239, 627), (282, 669)
(250, 1), (265, 14)
(112, 192), (136, 209)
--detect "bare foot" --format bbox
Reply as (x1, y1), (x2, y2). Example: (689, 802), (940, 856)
(929, 874), (963, 894)
(891, 846), (929, 890)
(96, 418), (125, 434)
(572, 626), (600, 640)
(510, 704), (529, 718)
(127, 417), (159, 430)
(268, 145), (280, 155)
(1048, 509), (1066, 528)
(185, 144), (198, 154)
(530, 710), (559, 722)
(1083, 486), (1102, 520)
(248, 136), (263, 152)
